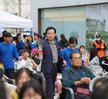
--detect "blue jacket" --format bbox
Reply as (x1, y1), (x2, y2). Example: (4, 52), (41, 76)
(0, 42), (19, 69)
(16, 41), (24, 53)
(41, 39), (63, 73)
(62, 66), (95, 99)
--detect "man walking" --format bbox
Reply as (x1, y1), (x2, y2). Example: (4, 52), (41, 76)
(41, 27), (66, 99)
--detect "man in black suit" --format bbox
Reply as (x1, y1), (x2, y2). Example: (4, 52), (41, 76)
(41, 27), (66, 99)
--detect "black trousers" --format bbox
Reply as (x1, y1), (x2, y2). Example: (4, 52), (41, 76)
(44, 64), (57, 99)
(5, 69), (15, 79)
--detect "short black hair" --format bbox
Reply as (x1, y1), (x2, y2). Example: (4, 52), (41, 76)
(46, 26), (56, 34)
(93, 77), (107, 92)
(3, 32), (12, 37)
(23, 35), (27, 38)
(34, 33), (38, 36)
(69, 37), (78, 44)
(91, 82), (108, 99)
(17, 33), (21, 37)
(21, 49), (31, 56)
(2, 31), (7, 35)
(79, 45), (85, 49)
(69, 52), (81, 59)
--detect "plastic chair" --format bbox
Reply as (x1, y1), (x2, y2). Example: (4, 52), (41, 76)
(89, 76), (103, 92)
(3, 74), (15, 85)
(63, 86), (75, 99)
(103, 72), (108, 78)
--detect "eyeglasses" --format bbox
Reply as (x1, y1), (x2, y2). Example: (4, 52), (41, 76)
(73, 57), (82, 60)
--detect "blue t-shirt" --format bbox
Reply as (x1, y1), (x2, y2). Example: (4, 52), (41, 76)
(60, 47), (80, 71)
(0, 42), (19, 69)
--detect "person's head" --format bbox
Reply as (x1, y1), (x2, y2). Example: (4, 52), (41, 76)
(21, 49), (30, 59)
(60, 34), (67, 43)
(3, 32), (12, 44)
(12, 40), (17, 46)
(28, 35), (33, 42)
(10, 35), (13, 42)
(93, 77), (107, 92)
(89, 47), (98, 61)
(96, 34), (101, 41)
(79, 45), (86, 54)
(0, 80), (12, 99)
(46, 27), (56, 42)
(70, 52), (82, 68)
(23, 35), (28, 40)
(69, 37), (77, 49)
(2, 31), (7, 35)
(22, 43), (32, 51)
(31, 48), (38, 58)
(43, 32), (47, 39)
(91, 82), (108, 99)
(15, 68), (32, 91)
(105, 50), (108, 60)
(17, 33), (21, 40)
(34, 33), (38, 40)
(19, 80), (46, 99)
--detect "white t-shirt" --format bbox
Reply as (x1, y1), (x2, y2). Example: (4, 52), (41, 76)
(16, 58), (34, 71)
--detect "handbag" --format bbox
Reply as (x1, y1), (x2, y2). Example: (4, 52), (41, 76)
(75, 87), (90, 95)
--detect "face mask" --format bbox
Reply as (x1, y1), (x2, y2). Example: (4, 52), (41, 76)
(96, 38), (101, 41)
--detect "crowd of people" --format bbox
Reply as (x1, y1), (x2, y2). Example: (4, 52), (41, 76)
(0, 27), (108, 99)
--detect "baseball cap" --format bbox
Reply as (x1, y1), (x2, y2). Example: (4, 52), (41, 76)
(96, 34), (101, 38)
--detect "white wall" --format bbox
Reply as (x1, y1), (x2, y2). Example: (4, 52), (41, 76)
(30, 0), (108, 32)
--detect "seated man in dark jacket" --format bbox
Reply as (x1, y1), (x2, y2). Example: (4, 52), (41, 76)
(62, 52), (95, 99)
(100, 50), (108, 72)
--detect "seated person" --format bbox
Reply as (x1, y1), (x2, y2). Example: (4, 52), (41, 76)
(15, 49), (37, 72)
(79, 45), (88, 66)
(19, 80), (46, 99)
(31, 48), (40, 65)
(0, 80), (12, 99)
(91, 79), (108, 99)
(88, 47), (103, 76)
(62, 52), (95, 99)
(11, 68), (32, 99)
(92, 77), (107, 92)
(100, 50), (108, 72)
